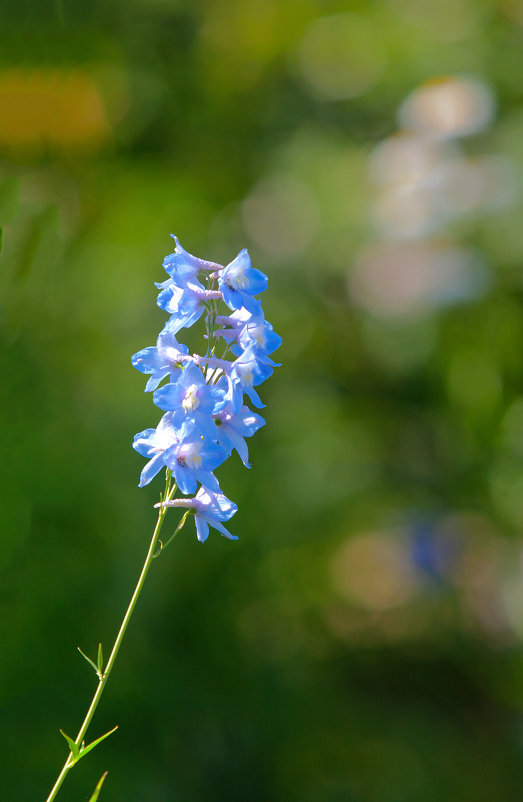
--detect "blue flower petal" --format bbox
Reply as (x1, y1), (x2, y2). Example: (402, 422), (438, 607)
(202, 516), (238, 540)
(195, 516), (210, 543)
(139, 453), (166, 487)
(193, 469), (221, 493)
(133, 428), (158, 457)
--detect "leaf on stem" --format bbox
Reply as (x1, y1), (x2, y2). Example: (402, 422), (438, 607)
(60, 726), (118, 765)
(78, 646), (101, 677)
(76, 725), (118, 763)
(60, 730), (79, 759)
(88, 771), (108, 802)
(97, 642), (104, 674)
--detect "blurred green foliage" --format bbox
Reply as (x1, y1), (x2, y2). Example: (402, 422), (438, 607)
(2, 1), (523, 800)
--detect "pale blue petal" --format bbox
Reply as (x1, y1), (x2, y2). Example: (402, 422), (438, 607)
(194, 469), (221, 493)
(244, 268), (268, 295)
(171, 462), (197, 495)
(133, 428), (157, 457)
(245, 386), (264, 409)
(195, 516), (209, 543)
(131, 346), (163, 375)
(153, 383), (180, 411)
(205, 516), (238, 540)
(225, 428), (250, 467)
(139, 454), (165, 487)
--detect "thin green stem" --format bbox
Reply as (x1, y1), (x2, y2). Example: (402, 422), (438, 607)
(45, 475), (178, 802)
(153, 509), (190, 558)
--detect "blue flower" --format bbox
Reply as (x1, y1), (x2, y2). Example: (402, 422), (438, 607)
(235, 303), (282, 357)
(163, 431), (227, 495)
(133, 234), (280, 521)
(213, 403), (265, 467)
(156, 275), (208, 331)
(162, 236), (207, 282)
(153, 362), (227, 439)
(218, 250), (267, 313)
(163, 236), (223, 282)
(228, 344), (274, 413)
(133, 413), (179, 487)
(156, 268), (223, 332)
(215, 302), (282, 359)
(131, 328), (189, 392)
(156, 487), (238, 542)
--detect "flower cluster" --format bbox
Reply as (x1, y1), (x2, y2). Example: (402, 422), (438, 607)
(132, 237), (281, 542)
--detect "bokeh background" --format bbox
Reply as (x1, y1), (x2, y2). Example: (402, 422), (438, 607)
(3, 1), (523, 800)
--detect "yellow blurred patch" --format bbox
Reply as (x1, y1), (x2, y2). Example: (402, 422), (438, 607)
(0, 69), (111, 152)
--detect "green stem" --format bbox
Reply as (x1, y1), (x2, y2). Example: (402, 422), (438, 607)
(45, 475), (178, 802)
(153, 509), (190, 558)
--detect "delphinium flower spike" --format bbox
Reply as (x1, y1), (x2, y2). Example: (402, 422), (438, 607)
(45, 236), (280, 802)
(133, 235), (281, 540)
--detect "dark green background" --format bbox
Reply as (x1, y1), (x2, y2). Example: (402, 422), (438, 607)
(2, 1), (523, 800)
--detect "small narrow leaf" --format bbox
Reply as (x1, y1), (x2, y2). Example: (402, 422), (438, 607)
(88, 771), (108, 802)
(97, 642), (103, 674)
(60, 730), (79, 759)
(78, 646), (99, 675)
(76, 726), (118, 763)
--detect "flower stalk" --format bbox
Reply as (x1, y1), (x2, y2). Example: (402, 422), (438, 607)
(45, 473), (178, 802)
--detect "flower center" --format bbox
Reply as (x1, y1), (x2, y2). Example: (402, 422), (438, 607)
(182, 442), (202, 469)
(227, 265), (248, 290)
(182, 384), (200, 411)
(251, 325), (265, 347)
(165, 346), (182, 364)
(240, 368), (254, 387)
